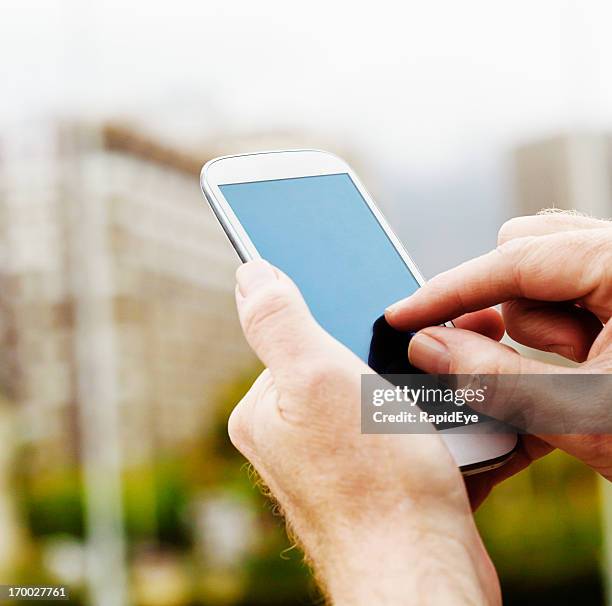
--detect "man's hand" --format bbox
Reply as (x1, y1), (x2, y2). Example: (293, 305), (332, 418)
(385, 212), (612, 507)
(230, 260), (500, 605)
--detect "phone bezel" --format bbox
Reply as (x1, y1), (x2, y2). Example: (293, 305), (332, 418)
(201, 150), (425, 281)
(200, 149), (517, 473)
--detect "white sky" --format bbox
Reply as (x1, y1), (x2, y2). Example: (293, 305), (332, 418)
(2, 0), (612, 272)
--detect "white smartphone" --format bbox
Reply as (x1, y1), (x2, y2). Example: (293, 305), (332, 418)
(200, 149), (517, 474)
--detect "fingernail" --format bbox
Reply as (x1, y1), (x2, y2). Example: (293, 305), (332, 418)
(408, 331), (451, 374)
(236, 260), (277, 296)
(385, 298), (408, 317)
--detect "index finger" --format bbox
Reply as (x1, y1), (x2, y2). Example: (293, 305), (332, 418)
(386, 229), (612, 330)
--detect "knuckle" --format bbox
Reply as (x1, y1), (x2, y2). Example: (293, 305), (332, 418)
(228, 371), (282, 458)
(495, 237), (531, 294)
(495, 236), (525, 258)
(497, 235), (567, 298)
(591, 230), (612, 264)
(227, 399), (252, 453)
(497, 217), (527, 245)
(581, 230), (609, 259)
(502, 301), (538, 344)
(454, 342), (520, 376)
(296, 358), (361, 428)
(301, 358), (347, 400)
(240, 283), (293, 338)
(567, 231), (612, 308)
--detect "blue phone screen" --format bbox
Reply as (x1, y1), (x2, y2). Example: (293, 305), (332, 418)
(219, 173), (421, 372)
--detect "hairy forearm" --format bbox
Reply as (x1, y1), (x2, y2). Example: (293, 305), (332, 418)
(324, 538), (494, 605)
(296, 516), (499, 606)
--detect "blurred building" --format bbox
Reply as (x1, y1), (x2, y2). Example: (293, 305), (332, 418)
(514, 133), (612, 217)
(0, 121), (259, 467)
(0, 121), (339, 603)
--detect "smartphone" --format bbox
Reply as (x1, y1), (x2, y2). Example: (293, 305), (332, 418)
(200, 149), (517, 474)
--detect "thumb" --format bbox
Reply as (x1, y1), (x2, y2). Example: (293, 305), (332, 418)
(408, 326), (553, 376)
(408, 326), (587, 433)
(409, 327), (612, 472)
(235, 260), (345, 380)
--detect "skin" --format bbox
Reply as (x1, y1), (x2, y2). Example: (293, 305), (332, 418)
(229, 211), (611, 603)
(231, 260), (500, 605)
(386, 212), (612, 507)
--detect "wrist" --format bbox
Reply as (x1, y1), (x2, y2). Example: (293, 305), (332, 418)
(304, 511), (499, 606)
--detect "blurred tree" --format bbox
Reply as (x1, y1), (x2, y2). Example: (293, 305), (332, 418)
(476, 450), (603, 604)
(0, 395), (28, 576)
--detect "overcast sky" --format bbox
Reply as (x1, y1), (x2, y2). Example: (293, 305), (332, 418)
(2, 0), (612, 272)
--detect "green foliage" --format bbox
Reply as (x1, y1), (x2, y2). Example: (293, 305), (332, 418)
(122, 460), (191, 547)
(12, 367), (607, 605)
(476, 449), (603, 598)
(19, 470), (84, 538)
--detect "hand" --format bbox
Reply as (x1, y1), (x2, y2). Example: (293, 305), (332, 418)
(385, 212), (612, 507)
(230, 260), (501, 605)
